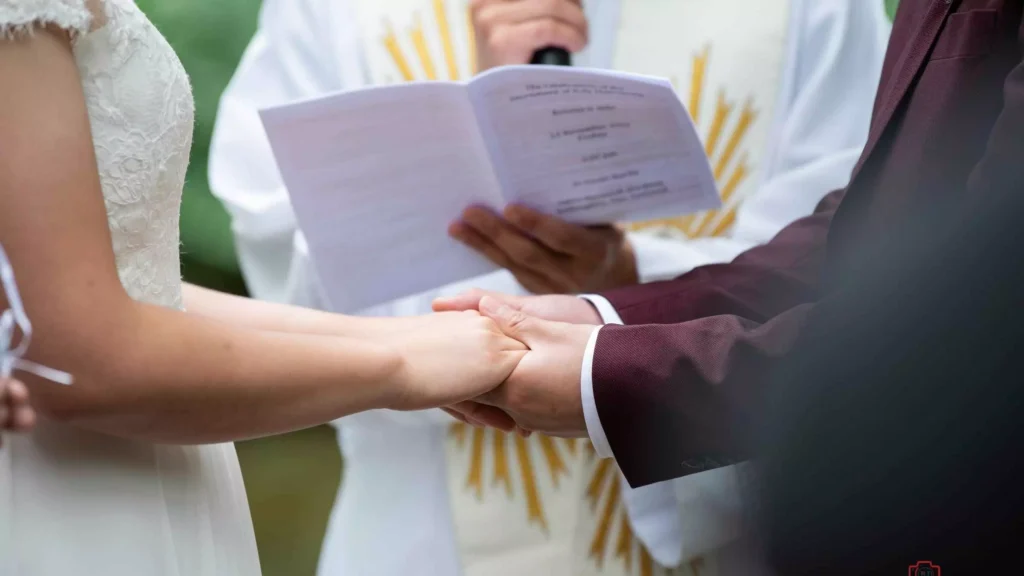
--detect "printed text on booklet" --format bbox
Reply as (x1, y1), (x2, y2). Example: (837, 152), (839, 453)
(261, 66), (719, 312)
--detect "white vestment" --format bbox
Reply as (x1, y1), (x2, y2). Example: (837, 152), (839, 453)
(208, 1), (889, 574)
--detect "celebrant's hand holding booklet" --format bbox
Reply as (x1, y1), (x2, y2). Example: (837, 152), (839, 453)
(261, 65), (719, 312)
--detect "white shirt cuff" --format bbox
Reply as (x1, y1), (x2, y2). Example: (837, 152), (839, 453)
(579, 294), (624, 325)
(580, 325), (614, 459)
(577, 295), (623, 459)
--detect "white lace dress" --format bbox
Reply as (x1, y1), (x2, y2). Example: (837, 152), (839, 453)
(0, 1), (261, 574)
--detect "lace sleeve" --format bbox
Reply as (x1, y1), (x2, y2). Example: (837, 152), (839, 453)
(0, 0), (94, 42)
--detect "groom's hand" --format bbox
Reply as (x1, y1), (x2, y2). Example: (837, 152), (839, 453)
(449, 296), (595, 438)
(433, 289), (602, 325)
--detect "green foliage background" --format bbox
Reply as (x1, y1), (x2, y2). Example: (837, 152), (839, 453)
(886, 0), (900, 22)
(135, 2), (342, 575)
(135, 0), (251, 293)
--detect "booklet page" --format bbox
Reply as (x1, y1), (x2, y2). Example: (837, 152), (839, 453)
(470, 66), (720, 225)
(261, 84), (502, 312)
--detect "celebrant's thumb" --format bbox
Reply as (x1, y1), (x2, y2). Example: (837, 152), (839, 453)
(479, 296), (542, 345)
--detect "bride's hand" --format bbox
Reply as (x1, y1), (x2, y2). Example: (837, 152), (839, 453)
(384, 312), (527, 412)
(1, 378), (35, 446)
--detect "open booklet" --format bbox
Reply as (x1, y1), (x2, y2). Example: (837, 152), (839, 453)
(261, 66), (719, 313)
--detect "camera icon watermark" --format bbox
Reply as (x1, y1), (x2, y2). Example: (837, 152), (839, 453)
(909, 561), (941, 576)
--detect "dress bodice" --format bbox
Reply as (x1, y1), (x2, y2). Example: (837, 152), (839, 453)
(77, 0), (193, 308)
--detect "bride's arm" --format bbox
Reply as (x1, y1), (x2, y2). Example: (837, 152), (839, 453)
(181, 283), (414, 339)
(182, 283), (363, 333)
(0, 27), (523, 444)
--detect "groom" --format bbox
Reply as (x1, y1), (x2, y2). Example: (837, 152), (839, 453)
(439, 0), (1024, 488)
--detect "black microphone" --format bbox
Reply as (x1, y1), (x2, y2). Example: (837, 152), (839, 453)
(530, 47), (572, 66)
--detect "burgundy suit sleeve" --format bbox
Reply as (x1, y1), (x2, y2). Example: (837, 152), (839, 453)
(603, 189), (843, 327)
(593, 306), (813, 487)
(591, 191), (842, 488)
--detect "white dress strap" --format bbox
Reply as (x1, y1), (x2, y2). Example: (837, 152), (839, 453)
(0, 0), (94, 41)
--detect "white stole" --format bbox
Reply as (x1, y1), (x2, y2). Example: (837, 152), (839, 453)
(618, 0), (791, 241)
(348, 0), (790, 574)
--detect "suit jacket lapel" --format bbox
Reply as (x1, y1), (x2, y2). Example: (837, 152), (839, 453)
(850, 0), (956, 182)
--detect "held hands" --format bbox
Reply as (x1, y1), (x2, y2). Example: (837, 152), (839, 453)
(1, 378), (34, 447)
(435, 293), (599, 438)
(450, 206), (638, 294)
(385, 311), (527, 412)
(470, 0), (588, 71)
(433, 288), (602, 325)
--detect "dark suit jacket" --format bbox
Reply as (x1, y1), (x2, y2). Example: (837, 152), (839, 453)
(594, 0), (1024, 488)
(757, 138), (1024, 575)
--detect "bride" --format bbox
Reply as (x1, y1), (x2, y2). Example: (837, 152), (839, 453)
(0, 1), (525, 574)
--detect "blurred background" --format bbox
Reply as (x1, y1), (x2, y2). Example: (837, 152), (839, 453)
(135, 2), (342, 575)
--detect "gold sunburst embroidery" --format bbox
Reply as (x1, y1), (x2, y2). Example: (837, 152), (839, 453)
(628, 46), (758, 240)
(380, 0), (469, 83)
(450, 424), (572, 533)
(583, 445), (709, 576)
(449, 423), (693, 573)
(382, 5), (722, 572)
(382, 21), (416, 82)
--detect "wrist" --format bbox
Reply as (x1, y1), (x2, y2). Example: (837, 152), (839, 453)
(330, 315), (406, 342)
(374, 342), (412, 411)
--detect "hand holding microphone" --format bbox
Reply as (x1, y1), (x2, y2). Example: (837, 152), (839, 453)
(469, 0), (586, 71)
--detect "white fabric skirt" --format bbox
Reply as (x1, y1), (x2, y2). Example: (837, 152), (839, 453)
(0, 420), (261, 576)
